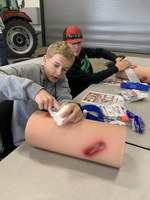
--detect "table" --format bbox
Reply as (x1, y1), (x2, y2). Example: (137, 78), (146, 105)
(126, 56), (150, 67)
(74, 83), (150, 150)
(0, 142), (150, 200)
(74, 56), (150, 149)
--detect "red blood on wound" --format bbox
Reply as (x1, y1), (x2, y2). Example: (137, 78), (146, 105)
(140, 77), (147, 82)
(45, 112), (51, 118)
(83, 141), (105, 157)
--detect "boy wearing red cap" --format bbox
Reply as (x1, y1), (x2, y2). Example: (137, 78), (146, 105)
(63, 25), (135, 98)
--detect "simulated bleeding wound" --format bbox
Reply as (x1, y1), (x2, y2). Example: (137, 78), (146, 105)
(140, 77), (147, 82)
(45, 112), (51, 117)
(83, 141), (105, 157)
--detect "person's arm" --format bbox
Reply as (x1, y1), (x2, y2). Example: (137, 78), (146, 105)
(90, 66), (118, 83)
(67, 59), (132, 85)
(85, 48), (136, 68)
(0, 63), (62, 113)
(66, 64), (117, 86)
(54, 76), (83, 123)
(0, 64), (43, 101)
(84, 47), (118, 61)
(56, 102), (83, 124)
(91, 59), (132, 83)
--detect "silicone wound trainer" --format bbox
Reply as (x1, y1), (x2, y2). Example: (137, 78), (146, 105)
(25, 111), (126, 168)
(83, 141), (105, 157)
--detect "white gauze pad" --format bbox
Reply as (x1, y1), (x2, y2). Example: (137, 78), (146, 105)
(51, 105), (69, 126)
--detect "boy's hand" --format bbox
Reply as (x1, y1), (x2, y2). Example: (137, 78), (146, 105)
(35, 89), (60, 113)
(116, 57), (137, 70)
(57, 103), (83, 125)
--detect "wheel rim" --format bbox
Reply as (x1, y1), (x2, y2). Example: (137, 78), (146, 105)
(6, 25), (34, 55)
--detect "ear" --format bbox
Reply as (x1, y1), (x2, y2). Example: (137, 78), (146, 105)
(43, 55), (47, 66)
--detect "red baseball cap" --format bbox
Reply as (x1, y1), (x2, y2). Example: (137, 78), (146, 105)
(63, 25), (85, 44)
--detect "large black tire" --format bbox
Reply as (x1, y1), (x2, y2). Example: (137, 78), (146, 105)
(3, 18), (38, 58)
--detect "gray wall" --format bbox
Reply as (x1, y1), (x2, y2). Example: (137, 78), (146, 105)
(43, 0), (150, 54)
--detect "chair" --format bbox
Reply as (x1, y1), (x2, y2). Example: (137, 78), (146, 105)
(0, 100), (16, 160)
(0, 57), (31, 160)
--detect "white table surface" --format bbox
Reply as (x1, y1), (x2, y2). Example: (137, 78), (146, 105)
(0, 142), (150, 200)
(126, 56), (150, 67)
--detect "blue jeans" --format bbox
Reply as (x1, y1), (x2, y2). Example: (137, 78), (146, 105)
(0, 37), (8, 66)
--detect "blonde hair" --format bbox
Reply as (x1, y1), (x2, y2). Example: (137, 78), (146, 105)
(46, 41), (74, 65)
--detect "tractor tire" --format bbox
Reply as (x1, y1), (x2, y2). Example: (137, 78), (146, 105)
(3, 18), (38, 58)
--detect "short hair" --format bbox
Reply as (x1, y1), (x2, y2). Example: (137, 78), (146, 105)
(46, 41), (74, 65)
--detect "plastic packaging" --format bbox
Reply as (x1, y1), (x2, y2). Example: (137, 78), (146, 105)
(121, 81), (149, 91)
(126, 110), (145, 133)
(125, 68), (141, 83)
(120, 89), (149, 103)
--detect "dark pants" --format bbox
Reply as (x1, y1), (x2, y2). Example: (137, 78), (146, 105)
(0, 101), (16, 159)
(0, 35), (8, 66)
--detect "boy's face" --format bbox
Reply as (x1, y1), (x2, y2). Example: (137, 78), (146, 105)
(43, 54), (71, 83)
(67, 42), (82, 57)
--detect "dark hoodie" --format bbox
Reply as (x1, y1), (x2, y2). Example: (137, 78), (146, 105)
(66, 47), (119, 98)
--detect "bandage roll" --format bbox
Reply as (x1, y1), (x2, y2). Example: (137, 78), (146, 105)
(25, 111), (126, 168)
(116, 66), (150, 84)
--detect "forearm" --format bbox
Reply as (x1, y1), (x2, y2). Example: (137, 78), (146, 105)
(90, 66), (118, 83)
(0, 74), (43, 101)
(100, 49), (118, 61)
(85, 48), (117, 61)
